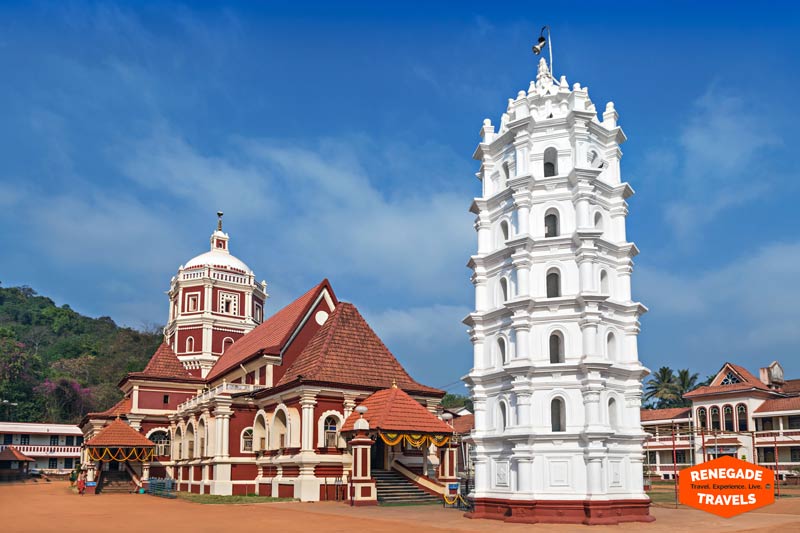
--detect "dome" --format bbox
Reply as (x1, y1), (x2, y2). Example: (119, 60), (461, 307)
(184, 249), (252, 274)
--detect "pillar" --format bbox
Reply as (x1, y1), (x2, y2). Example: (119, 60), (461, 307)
(300, 393), (317, 452)
(349, 423), (377, 506)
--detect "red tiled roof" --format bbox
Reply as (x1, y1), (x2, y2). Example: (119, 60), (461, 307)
(341, 387), (453, 434)
(87, 396), (132, 418)
(85, 418), (153, 448)
(754, 396), (800, 413)
(782, 379), (800, 394)
(206, 280), (334, 381)
(0, 446), (35, 462)
(275, 302), (442, 396)
(127, 343), (200, 381)
(684, 362), (771, 398)
(640, 407), (691, 422)
(453, 414), (474, 434)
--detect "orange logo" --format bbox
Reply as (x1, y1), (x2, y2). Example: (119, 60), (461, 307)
(678, 456), (775, 518)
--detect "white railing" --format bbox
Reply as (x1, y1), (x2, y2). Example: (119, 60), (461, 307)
(211, 271), (248, 284)
(177, 382), (263, 412)
(0, 444), (81, 457)
(645, 435), (693, 444)
(181, 271), (204, 280)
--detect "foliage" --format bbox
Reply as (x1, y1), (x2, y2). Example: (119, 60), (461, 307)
(643, 366), (704, 409)
(0, 285), (161, 423)
(176, 492), (295, 504)
(441, 393), (473, 413)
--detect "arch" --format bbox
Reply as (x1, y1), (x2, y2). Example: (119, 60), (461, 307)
(222, 337), (235, 353)
(600, 269), (609, 294)
(606, 331), (618, 361)
(710, 406), (721, 430)
(500, 220), (510, 243)
(197, 417), (207, 457)
(544, 209), (560, 238)
(723, 404), (734, 432)
(174, 426), (183, 459)
(317, 410), (345, 448)
(498, 401), (508, 432)
(697, 407), (708, 430)
(146, 428), (170, 457)
(185, 336), (195, 353)
(546, 268), (561, 298)
(271, 408), (289, 450)
(543, 147), (558, 177)
(550, 397), (566, 432)
(497, 337), (508, 365)
(240, 427), (254, 453)
(499, 277), (509, 304)
(549, 331), (565, 364)
(608, 397), (618, 429)
(736, 404), (748, 432)
(185, 422), (196, 459)
(253, 410), (269, 452)
(594, 211), (604, 232)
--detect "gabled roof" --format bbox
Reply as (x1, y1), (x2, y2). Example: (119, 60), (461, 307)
(453, 414), (474, 434)
(87, 396), (132, 419)
(754, 396), (800, 413)
(206, 279), (335, 381)
(341, 387), (453, 434)
(85, 418), (153, 448)
(782, 379), (800, 394)
(275, 302), (442, 396)
(0, 446), (35, 462)
(684, 362), (772, 399)
(640, 407), (691, 422)
(126, 343), (201, 382)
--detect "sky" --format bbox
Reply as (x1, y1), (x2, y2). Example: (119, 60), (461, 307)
(1, 1), (799, 392)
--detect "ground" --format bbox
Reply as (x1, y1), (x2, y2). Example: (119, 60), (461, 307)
(1, 482), (799, 532)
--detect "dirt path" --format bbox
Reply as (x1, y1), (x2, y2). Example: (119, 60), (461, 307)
(1, 482), (798, 533)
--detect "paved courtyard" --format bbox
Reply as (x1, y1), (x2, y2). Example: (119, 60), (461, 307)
(1, 482), (799, 532)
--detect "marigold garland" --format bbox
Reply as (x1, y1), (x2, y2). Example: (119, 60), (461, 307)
(378, 432), (450, 448)
(87, 447), (154, 462)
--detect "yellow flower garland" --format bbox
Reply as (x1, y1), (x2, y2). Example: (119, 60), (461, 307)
(87, 447), (154, 462)
(378, 432), (450, 448)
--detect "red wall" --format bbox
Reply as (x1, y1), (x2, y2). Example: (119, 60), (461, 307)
(228, 405), (257, 458)
(313, 397), (345, 448)
(272, 298), (331, 385)
(211, 329), (244, 354)
(181, 286), (204, 314)
(138, 389), (196, 410)
(211, 288), (245, 316)
(177, 328), (202, 354)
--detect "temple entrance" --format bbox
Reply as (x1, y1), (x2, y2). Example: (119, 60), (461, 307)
(371, 438), (387, 470)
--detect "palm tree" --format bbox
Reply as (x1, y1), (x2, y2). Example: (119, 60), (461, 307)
(644, 367), (679, 408)
(674, 369), (700, 406)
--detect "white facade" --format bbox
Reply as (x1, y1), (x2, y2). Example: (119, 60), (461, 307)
(0, 421), (83, 473)
(464, 58), (650, 504)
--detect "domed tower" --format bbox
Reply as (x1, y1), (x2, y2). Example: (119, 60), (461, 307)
(463, 54), (652, 524)
(164, 213), (268, 377)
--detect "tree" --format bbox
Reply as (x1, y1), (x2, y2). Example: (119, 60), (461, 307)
(441, 393), (473, 412)
(644, 367), (679, 408)
(673, 369), (700, 406)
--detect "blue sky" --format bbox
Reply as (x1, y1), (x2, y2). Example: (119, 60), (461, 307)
(1, 1), (799, 391)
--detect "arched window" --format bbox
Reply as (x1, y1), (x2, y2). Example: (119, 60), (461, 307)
(606, 332), (617, 361)
(222, 337), (234, 353)
(594, 212), (604, 232)
(500, 220), (510, 242)
(197, 419), (207, 457)
(551, 397), (566, 432)
(697, 408), (708, 430)
(498, 402), (507, 432)
(544, 212), (559, 237)
(710, 407), (721, 431)
(175, 427), (183, 459)
(608, 398), (618, 429)
(546, 270), (561, 298)
(254, 414), (268, 452)
(241, 428), (254, 453)
(723, 405), (734, 432)
(324, 416), (339, 448)
(497, 337), (508, 365)
(150, 430), (170, 457)
(737, 404), (748, 432)
(600, 270), (609, 294)
(272, 410), (288, 450)
(185, 424), (195, 459)
(544, 147), (558, 177)
(499, 278), (509, 303)
(185, 336), (195, 353)
(549, 332), (564, 364)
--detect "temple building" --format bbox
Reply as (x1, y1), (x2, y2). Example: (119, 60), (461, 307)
(78, 216), (458, 503)
(463, 54), (652, 524)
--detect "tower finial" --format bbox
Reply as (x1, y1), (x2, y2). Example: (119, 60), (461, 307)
(392, 378), (397, 389)
(216, 211), (224, 231)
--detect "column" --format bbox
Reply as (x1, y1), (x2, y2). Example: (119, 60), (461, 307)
(473, 272), (489, 312)
(617, 264), (633, 302)
(512, 255), (531, 297)
(583, 389), (604, 433)
(513, 194), (531, 236)
(343, 395), (357, 419)
(300, 392), (317, 452)
(513, 323), (530, 361)
(516, 393), (531, 428)
(576, 198), (591, 229)
(349, 418), (377, 506)
(476, 216), (492, 254)
(580, 317), (599, 359)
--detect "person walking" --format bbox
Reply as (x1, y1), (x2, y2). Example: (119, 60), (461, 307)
(77, 474), (86, 496)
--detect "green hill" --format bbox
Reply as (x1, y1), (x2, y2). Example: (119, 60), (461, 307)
(0, 285), (162, 423)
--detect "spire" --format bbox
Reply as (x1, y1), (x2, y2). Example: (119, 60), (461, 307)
(210, 211), (230, 253)
(537, 57), (552, 83)
(217, 211), (224, 231)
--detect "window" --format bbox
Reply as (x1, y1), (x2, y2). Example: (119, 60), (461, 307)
(497, 337), (508, 365)
(499, 278), (509, 303)
(723, 406), (734, 432)
(3, 434), (12, 445)
(254, 303), (263, 323)
(324, 416), (339, 448)
(150, 431), (170, 457)
(788, 416), (800, 430)
(498, 402), (507, 432)
(163, 394), (170, 405)
(549, 332), (564, 364)
(185, 336), (195, 353)
(710, 407), (720, 431)
(272, 410), (288, 450)
(219, 292), (239, 315)
(64, 458), (73, 469)
(186, 293), (199, 312)
(546, 270), (561, 298)
(544, 212), (559, 237)
(551, 398), (566, 432)
(762, 448), (775, 463)
(721, 371), (742, 385)
(543, 147), (558, 177)
(594, 212), (604, 232)
(600, 270), (609, 294)
(48, 458), (57, 470)
(762, 418), (773, 431)
(222, 337), (234, 354)
(608, 398), (617, 429)
(50, 436), (59, 446)
(791, 447), (800, 462)
(737, 404), (748, 432)
(76, 436), (83, 446)
(500, 220), (509, 242)
(647, 451), (657, 464)
(20, 435), (30, 445)
(697, 408), (708, 430)
(675, 450), (687, 464)
(65, 436), (74, 446)
(606, 332), (617, 361)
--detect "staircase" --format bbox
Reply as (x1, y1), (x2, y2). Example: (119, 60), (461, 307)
(373, 469), (440, 505)
(99, 470), (134, 494)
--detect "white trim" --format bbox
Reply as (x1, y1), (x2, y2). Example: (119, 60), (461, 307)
(316, 410), (345, 448)
(240, 427), (254, 454)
